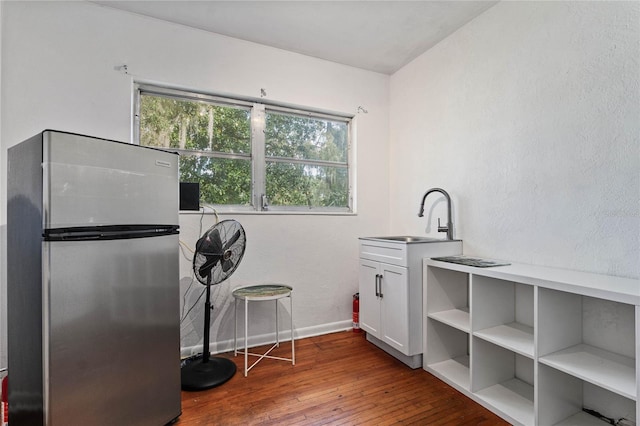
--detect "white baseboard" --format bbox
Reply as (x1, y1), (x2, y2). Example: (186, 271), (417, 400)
(181, 319), (352, 358)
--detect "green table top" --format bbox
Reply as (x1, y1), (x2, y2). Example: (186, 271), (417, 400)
(232, 284), (293, 300)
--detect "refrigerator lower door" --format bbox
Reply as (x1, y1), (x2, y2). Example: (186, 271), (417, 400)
(43, 234), (180, 425)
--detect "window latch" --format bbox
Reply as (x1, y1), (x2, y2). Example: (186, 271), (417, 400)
(261, 194), (269, 211)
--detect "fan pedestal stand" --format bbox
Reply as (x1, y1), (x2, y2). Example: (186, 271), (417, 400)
(181, 219), (246, 391)
(181, 282), (237, 391)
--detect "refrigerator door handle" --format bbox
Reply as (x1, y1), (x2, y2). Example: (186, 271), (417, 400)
(44, 224), (179, 241)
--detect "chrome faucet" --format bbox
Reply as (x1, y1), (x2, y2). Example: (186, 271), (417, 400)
(418, 188), (454, 240)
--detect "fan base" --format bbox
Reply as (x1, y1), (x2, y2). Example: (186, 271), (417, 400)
(181, 356), (237, 391)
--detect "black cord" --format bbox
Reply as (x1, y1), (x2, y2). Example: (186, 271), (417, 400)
(583, 408), (616, 425)
(181, 286), (206, 323)
(199, 207), (204, 234)
(179, 206), (207, 324)
(180, 276), (196, 322)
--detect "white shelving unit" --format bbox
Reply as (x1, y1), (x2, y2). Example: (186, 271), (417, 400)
(423, 259), (640, 426)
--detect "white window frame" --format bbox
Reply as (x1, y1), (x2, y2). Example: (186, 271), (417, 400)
(133, 83), (356, 215)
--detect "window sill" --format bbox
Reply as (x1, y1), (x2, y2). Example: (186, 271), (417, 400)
(180, 209), (357, 217)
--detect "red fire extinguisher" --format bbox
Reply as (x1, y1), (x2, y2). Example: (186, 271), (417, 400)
(1, 374), (7, 425)
(353, 293), (361, 333)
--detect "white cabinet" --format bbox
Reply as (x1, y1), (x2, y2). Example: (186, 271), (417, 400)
(424, 259), (640, 426)
(359, 258), (409, 352)
(359, 237), (461, 368)
(359, 258), (382, 337)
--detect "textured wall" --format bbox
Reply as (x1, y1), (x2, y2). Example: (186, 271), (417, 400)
(0, 1), (390, 359)
(390, 1), (639, 278)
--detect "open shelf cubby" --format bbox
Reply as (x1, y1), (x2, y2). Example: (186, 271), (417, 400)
(425, 318), (470, 391)
(471, 275), (534, 358)
(538, 363), (636, 426)
(537, 288), (636, 401)
(425, 266), (469, 332)
(472, 337), (535, 426)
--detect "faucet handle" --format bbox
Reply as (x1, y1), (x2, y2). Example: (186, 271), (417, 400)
(437, 218), (449, 233)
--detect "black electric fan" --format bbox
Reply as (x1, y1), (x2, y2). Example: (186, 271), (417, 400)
(181, 219), (246, 391)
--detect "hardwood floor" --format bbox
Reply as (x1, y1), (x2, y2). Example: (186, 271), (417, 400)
(176, 331), (508, 425)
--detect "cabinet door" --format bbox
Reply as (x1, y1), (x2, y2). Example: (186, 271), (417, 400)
(380, 264), (409, 353)
(359, 259), (381, 336)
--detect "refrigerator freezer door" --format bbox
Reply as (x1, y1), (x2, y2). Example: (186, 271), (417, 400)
(43, 235), (181, 425)
(43, 131), (179, 228)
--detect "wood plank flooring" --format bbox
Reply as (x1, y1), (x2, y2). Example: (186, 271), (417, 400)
(176, 331), (508, 425)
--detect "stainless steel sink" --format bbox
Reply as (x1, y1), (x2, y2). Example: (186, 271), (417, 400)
(364, 236), (445, 243)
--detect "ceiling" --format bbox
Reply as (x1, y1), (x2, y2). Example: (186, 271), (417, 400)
(91, 1), (498, 75)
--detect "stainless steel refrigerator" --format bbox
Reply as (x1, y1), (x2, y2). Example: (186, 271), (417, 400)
(7, 130), (182, 425)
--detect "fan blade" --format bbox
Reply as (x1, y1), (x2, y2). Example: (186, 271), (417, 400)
(195, 228), (223, 254)
(222, 258), (235, 273)
(222, 229), (241, 251)
(195, 235), (207, 252)
(199, 254), (222, 277)
(209, 229), (224, 253)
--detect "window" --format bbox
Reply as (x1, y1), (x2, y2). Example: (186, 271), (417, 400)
(135, 84), (353, 213)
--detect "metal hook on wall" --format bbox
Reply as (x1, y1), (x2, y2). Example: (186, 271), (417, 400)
(357, 106), (368, 114)
(114, 64), (129, 75)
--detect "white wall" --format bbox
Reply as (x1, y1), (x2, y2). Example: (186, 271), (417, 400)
(0, 1), (390, 362)
(390, 1), (639, 279)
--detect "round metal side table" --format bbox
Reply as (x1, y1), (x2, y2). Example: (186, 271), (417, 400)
(232, 284), (295, 377)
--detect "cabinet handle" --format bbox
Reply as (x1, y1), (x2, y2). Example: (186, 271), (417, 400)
(374, 274), (384, 298)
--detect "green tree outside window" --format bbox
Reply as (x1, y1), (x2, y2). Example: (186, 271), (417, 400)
(137, 86), (352, 212)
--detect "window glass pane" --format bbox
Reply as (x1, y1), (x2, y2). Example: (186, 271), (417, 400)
(139, 94), (251, 154)
(266, 162), (348, 208)
(136, 85), (353, 212)
(265, 111), (348, 163)
(180, 155), (252, 205)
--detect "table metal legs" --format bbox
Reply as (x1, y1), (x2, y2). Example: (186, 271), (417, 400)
(233, 292), (295, 377)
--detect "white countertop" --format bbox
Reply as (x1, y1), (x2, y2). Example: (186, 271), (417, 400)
(425, 258), (640, 305)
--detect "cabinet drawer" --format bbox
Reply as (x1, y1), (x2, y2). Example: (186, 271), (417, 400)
(359, 240), (407, 266)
